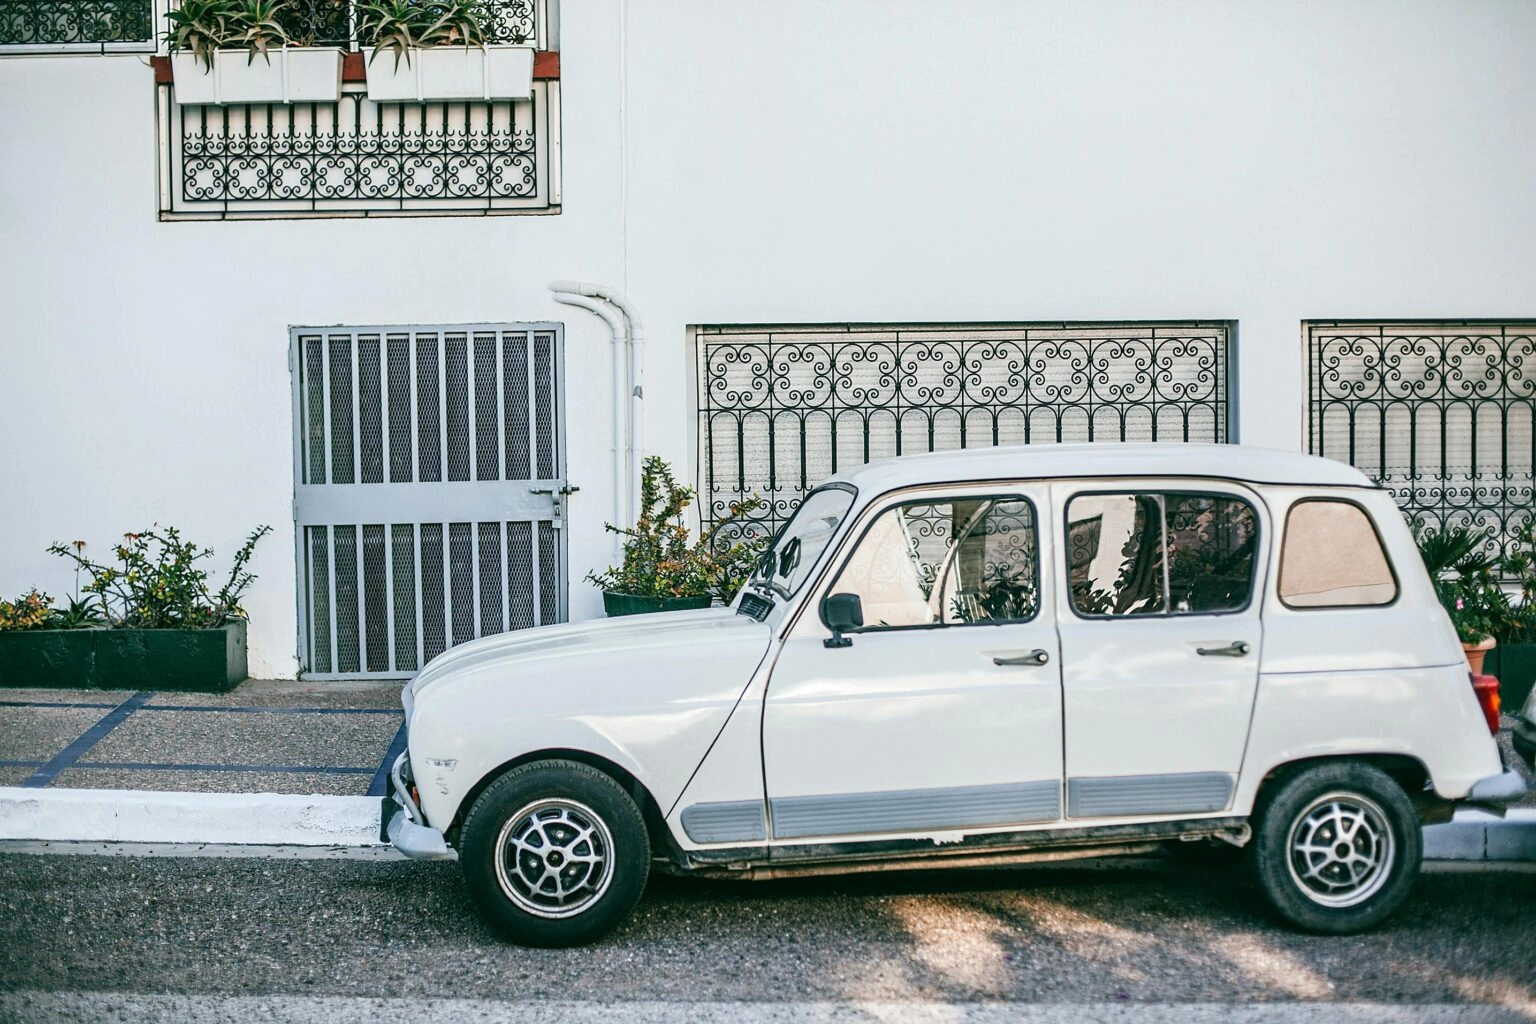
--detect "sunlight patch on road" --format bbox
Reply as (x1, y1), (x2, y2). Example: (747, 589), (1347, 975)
(886, 897), (1015, 995)
(1207, 933), (1334, 999)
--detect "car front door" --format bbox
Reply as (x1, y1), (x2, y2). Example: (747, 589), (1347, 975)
(761, 484), (1064, 843)
(1053, 481), (1267, 819)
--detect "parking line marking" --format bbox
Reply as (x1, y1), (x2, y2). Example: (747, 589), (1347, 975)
(0, 701), (120, 710)
(69, 762), (376, 775)
(21, 692), (152, 789)
(138, 705), (402, 715)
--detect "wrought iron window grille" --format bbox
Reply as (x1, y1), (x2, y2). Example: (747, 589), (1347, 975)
(156, 81), (559, 219)
(1307, 321), (1535, 577)
(697, 322), (1233, 540)
(0, 0), (154, 53)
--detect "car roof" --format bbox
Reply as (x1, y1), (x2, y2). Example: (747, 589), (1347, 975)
(823, 443), (1376, 492)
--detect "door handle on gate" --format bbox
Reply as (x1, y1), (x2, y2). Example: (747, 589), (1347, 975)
(1195, 641), (1251, 657)
(993, 649), (1050, 667)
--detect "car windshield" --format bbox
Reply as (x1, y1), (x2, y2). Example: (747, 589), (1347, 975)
(745, 485), (857, 602)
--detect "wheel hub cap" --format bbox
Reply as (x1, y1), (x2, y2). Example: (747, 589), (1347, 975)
(1286, 792), (1396, 909)
(494, 799), (615, 919)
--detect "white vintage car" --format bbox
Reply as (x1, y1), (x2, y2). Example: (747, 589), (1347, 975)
(383, 443), (1525, 946)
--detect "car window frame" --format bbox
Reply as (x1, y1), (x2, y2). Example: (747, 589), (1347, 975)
(819, 491), (1042, 635)
(1062, 487), (1264, 621)
(1276, 495), (1401, 611)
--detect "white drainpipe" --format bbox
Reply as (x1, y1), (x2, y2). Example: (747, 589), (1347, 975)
(549, 286), (626, 550)
(548, 281), (645, 532)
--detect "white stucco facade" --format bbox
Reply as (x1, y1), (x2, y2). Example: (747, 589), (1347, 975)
(2, 0), (1532, 678)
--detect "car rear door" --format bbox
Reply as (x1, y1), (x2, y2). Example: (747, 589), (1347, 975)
(1052, 480), (1268, 819)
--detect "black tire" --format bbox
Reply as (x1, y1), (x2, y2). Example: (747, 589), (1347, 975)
(1251, 761), (1421, 934)
(1163, 837), (1246, 867)
(460, 759), (650, 947)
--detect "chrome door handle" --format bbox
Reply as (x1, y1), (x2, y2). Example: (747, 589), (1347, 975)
(993, 649), (1050, 667)
(1196, 641), (1251, 657)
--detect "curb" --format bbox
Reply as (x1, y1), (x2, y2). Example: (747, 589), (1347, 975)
(1, 786), (1531, 861)
(0, 786), (385, 847)
(1423, 807), (1536, 861)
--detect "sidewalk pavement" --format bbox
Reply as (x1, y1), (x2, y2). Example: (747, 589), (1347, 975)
(0, 680), (1532, 858)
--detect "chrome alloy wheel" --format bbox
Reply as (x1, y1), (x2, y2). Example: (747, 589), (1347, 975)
(1285, 791), (1396, 909)
(494, 799), (616, 919)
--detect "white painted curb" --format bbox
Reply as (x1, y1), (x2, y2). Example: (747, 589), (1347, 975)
(0, 787), (386, 847)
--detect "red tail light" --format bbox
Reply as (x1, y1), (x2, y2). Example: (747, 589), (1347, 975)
(1470, 674), (1501, 735)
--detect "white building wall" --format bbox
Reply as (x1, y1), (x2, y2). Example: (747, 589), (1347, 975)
(2, 0), (1533, 678)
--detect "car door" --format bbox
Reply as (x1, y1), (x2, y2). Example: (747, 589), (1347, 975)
(1053, 481), (1267, 819)
(761, 484), (1064, 842)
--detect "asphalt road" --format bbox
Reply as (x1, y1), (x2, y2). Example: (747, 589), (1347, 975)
(1, 851), (1534, 1021)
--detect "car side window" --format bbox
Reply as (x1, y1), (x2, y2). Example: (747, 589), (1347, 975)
(1067, 491), (1259, 617)
(830, 496), (1038, 630)
(1279, 499), (1398, 608)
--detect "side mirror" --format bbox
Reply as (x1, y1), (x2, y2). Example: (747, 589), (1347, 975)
(821, 592), (863, 649)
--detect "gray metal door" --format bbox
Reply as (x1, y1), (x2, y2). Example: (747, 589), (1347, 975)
(291, 324), (566, 679)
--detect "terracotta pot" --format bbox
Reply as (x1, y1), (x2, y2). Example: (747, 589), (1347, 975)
(1462, 635), (1497, 675)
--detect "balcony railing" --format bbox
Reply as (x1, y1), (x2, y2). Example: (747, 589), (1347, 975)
(0, 0), (154, 53)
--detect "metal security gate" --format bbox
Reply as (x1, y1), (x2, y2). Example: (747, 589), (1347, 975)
(1307, 320), (1535, 574)
(292, 324), (566, 679)
(697, 321), (1232, 537)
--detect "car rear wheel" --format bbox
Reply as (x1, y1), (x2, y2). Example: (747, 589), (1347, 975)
(1251, 761), (1421, 934)
(460, 760), (650, 947)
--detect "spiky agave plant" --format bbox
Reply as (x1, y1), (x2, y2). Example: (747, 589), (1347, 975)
(163, 0), (237, 72)
(227, 0), (292, 64)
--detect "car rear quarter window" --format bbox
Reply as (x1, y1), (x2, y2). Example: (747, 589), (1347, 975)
(1279, 499), (1398, 608)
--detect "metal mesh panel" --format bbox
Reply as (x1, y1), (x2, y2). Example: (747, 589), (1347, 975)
(295, 324), (563, 677)
(328, 335), (355, 485)
(507, 521), (535, 631)
(478, 521), (505, 634)
(358, 337), (384, 485)
(391, 524), (418, 673)
(333, 524), (360, 673)
(538, 521), (557, 627)
(303, 335), (326, 485)
(697, 323), (1230, 536)
(475, 334), (501, 482)
(535, 332), (556, 480)
(416, 334), (442, 483)
(361, 524), (389, 671)
(387, 335), (412, 483)
(504, 331), (531, 480)
(1308, 321), (1536, 573)
(445, 334), (471, 483)
(420, 522), (446, 662)
(307, 526), (331, 674)
(449, 521), (474, 646)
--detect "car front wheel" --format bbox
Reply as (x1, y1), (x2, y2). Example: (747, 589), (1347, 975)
(1251, 761), (1421, 934)
(459, 760), (650, 947)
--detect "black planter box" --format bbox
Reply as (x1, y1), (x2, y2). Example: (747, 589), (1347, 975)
(601, 592), (713, 617)
(0, 620), (246, 692)
(1486, 643), (1536, 712)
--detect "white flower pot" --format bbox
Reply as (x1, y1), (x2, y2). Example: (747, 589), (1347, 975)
(170, 51), (219, 104)
(363, 45), (534, 102)
(172, 47), (344, 105)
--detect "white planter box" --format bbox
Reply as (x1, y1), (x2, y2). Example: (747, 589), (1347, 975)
(171, 47), (344, 105)
(363, 45), (534, 102)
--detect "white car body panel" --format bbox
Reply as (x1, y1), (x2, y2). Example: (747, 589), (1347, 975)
(405, 607), (771, 828)
(399, 443), (1509, 860)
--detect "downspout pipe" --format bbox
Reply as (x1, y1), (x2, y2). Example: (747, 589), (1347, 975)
(548, 281), (645, 529)
(549, 287), (626, 552)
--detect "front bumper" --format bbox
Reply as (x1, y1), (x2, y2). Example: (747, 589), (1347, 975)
(381, 751), (453, 860)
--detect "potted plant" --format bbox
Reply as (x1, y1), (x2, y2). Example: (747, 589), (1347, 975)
(0, 526), (270, 692)
(165, 0), (343, 105)
(1485, 521), (1536, 709)
(587, 456), (766, 617)
(1415, 522), (1510, 674)
(359, 0), (533, 102)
